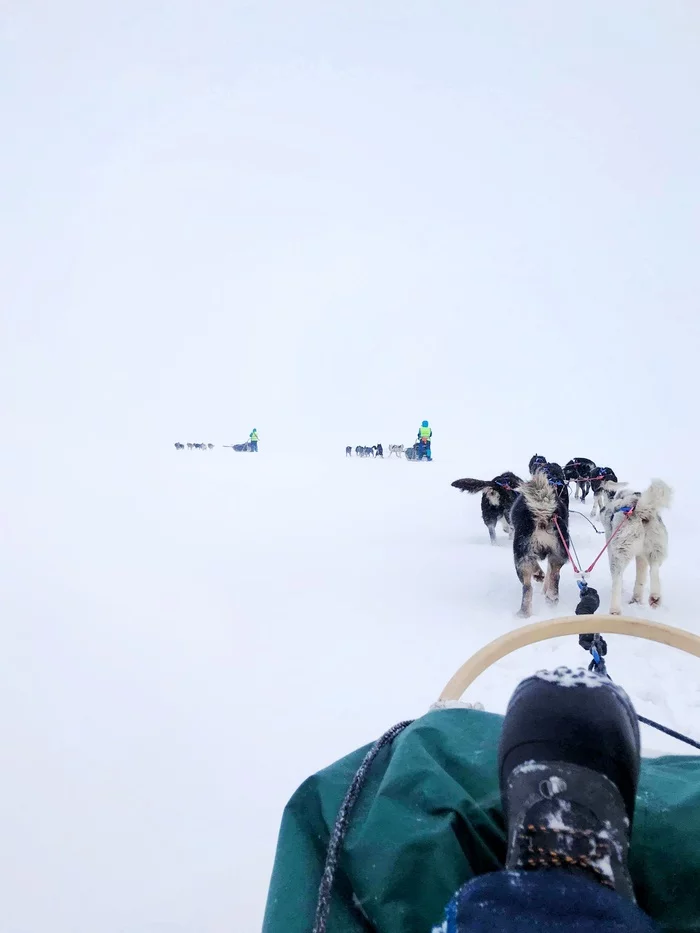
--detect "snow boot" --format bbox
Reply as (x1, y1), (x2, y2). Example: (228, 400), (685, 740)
(498, 667), (641, 901)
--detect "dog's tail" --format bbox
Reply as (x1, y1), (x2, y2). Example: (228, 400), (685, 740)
(451, 478), (491, 494)
(520, 471), (559, 526)
(636, 479), (673, 519)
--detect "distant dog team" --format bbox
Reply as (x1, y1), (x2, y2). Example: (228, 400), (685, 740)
(348, 443), (406, 458)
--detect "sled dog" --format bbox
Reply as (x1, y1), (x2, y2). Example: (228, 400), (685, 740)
(511, 463), (569, 617)
(451, 471), (523, 545)
(589, 466), (618, 518)
(528, 454), (547, 476)
(599, 479), (672, 615)
(564, 457), (597, 502)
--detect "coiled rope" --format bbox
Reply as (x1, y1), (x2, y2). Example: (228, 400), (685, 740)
(311, 720), (414, 933)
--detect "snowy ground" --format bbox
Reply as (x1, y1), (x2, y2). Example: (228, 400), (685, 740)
(3, 446), (700, 932)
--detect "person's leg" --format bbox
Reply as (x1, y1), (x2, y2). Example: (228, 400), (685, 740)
(440, 871), (657, 933)
(435, 668), (660, 933)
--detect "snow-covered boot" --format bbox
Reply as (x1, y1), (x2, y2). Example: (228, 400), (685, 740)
(498, 668), (640, 901)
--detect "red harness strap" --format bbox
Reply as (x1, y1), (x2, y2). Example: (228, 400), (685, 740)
(552, 507), (636, 577)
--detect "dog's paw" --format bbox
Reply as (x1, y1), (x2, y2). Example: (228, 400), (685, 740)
(545, 594), (559, 605)
(649, 595), (661, 608)
(516, 609), (532, 619)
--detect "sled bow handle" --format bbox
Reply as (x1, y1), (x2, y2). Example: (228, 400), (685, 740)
(439, 615), (700, 701)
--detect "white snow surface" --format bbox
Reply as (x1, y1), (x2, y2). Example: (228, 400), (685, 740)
(535, 667), (609, 688)
(512, 761), (550, 775)
(3, 448), (700, 932)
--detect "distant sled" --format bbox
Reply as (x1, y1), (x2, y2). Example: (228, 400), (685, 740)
(405, 442), (432, 461)
(224, 442), (254, 452)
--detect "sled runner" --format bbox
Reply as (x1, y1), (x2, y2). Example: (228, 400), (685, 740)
(263, 616), (700, 933)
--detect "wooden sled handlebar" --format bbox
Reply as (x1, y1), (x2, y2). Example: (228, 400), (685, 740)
(439, 615), (700, 701)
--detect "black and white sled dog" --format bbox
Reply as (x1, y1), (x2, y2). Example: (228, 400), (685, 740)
(528, 454), (548, 476)
(387, 444), (404, 458)
(511, 462), (570, 617)
(174, 442), (185, 450)
(346, 446), (352, 457)
(564, 457), (597, 502)
(589, 466), (618, 518)
(598, 479), (672, 615)
(451, 471), (523, 545)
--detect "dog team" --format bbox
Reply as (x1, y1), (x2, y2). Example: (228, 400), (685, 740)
(349, 444), (385, 458)
(175, 430), (259, 453)
(452, 454), (672, 619)
(347, 444), (414, 458)
(175, 442), (215, 450)
(347, 421), (434, 461)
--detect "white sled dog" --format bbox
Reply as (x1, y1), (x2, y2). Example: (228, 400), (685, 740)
(387, 444), (405, 458)
(599, 479), (672, 615)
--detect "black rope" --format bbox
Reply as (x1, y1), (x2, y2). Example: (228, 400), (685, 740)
(570, 510), (606, 534)
(637, 715), (700, 751)
(312, 720), (414, 933)
(579, 637), (700, 751)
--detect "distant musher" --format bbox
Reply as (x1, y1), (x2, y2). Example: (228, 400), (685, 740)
(417, 420), (432, 461)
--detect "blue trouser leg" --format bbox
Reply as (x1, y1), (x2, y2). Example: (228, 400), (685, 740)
(437, 871), (659, 933)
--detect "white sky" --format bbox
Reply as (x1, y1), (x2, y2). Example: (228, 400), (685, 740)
(3, 1), (699, 457)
